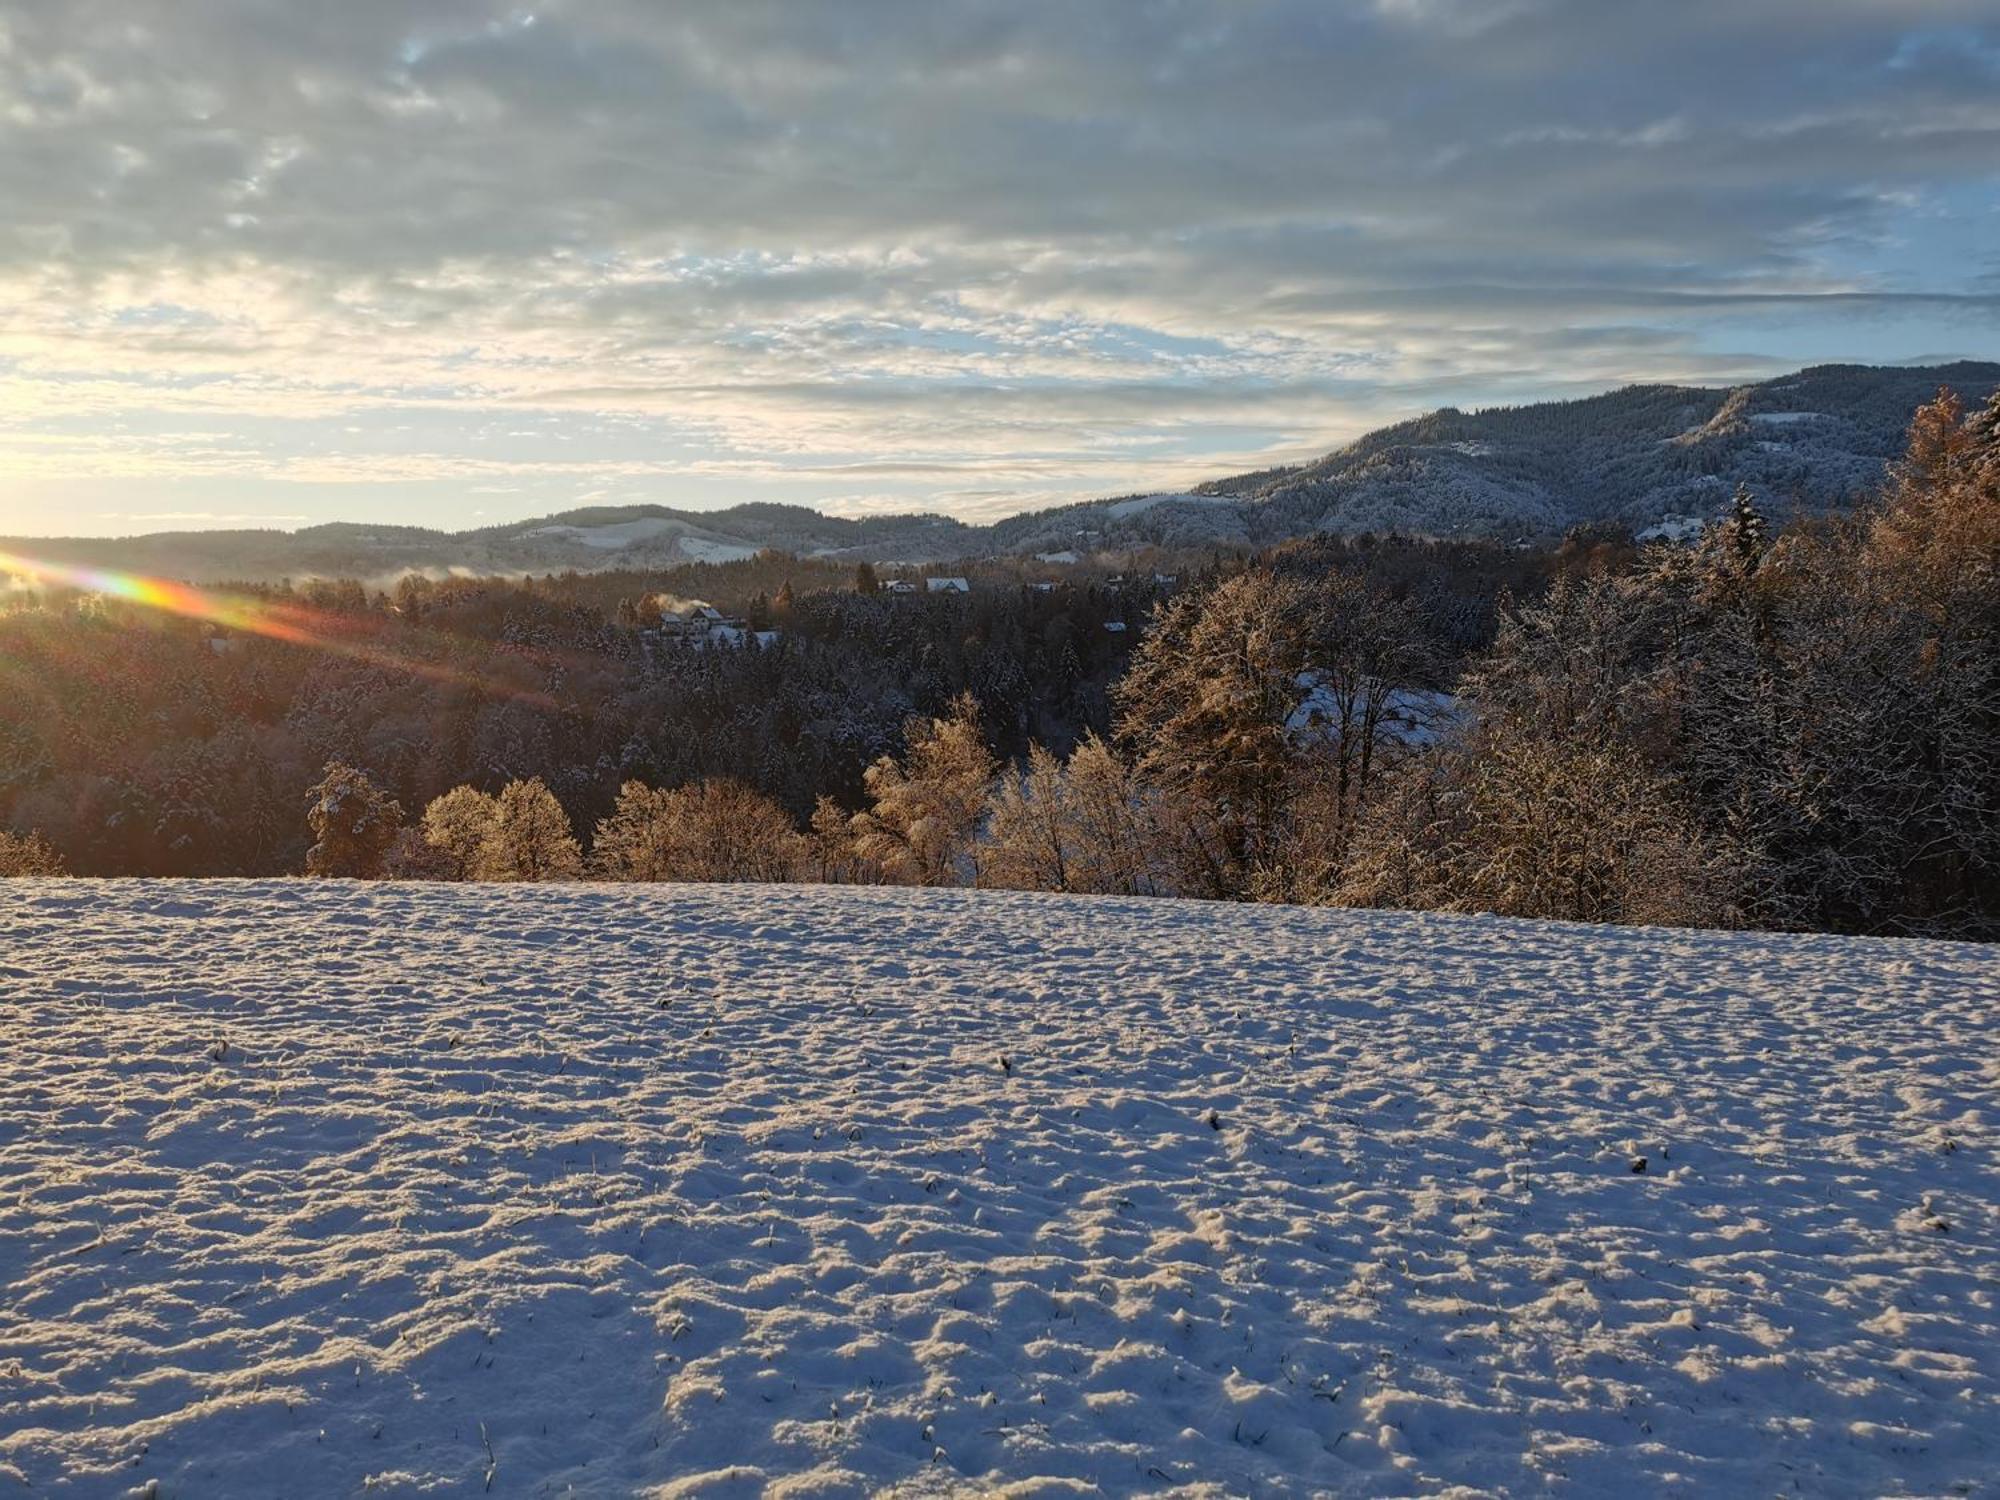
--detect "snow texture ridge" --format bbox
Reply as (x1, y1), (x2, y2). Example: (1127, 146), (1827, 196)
(0, 881), (1994, 1497)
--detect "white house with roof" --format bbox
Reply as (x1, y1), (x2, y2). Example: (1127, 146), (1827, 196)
(925, 576), (971, 594)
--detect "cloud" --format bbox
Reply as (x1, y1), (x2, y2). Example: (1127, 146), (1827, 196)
(99, 511), (312, 524)
(0, 1), (1994, 533)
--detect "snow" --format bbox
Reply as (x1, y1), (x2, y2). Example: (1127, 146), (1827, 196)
(1288, 683), (1459, 748)
(1104, 493), (1236, 521)
(1, 880), (1994, 1497)
(522, 520), (759, 563)
(527, 518), (686, 550)
(1034, 550), (1080, 565)
(1638, 513), (1711, 543)
(1748, 412), (1828, 426)
(677, 537), (761, 565)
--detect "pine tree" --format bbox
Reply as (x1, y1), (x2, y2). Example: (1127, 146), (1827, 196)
(303, 762), (403, 879)
(854, 562), (880, 595)
(1720, 484), (1768, 575)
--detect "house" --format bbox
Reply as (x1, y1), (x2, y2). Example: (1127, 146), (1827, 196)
(1105, 620), (1128, 634)
(649, 601), (749, 645)
(926, 576), (970, 594)
(883, 579), (919, 595)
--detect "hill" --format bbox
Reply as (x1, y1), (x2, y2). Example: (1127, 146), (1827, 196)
(1193, 360), (2000, 543)
(4, 362), (1995, 581)
(2, 881), (1992, 1495)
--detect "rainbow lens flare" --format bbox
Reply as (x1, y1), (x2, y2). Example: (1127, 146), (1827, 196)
(0, 549), (556, 707)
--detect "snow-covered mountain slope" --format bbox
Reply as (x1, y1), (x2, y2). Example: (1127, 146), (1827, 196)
(10, 363), (1994, 581)
(1, 881), (1993, 1496)
(1192, 360), (2000, 544)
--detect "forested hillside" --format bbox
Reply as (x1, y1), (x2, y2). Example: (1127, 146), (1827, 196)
(3, 388), (1994, 939)
(5, 364), (1991, 583)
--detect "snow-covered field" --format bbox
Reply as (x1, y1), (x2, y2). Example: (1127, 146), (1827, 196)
(1, 882), (1993, 1498)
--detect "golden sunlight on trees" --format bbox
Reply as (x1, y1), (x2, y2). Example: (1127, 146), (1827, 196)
(593, 779), (805, 883)
(0, 830), (68, 877)
(849, 693), (998, 886)
(303, 762), (403, 880)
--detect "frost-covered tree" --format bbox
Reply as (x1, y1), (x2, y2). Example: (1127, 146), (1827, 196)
(1265, 574), (1434, 896)
(1719, 484), (1769, 576)
(593, 779), (804, 882)
(1466, 573), (1667, 742)
(1115, 572), (1311, 895)
(303, 762), (403, 879)
(0, 829), (67, 877)
(1118, 569), (1431, 899)
(382, 824), (457, 880)
(807, 795), (869, 884)
(850, 693), (997, 885)
(980, 743), (1071, 892)
(420, 785), (500, 880)
(1682, 387), (2000, 932)
(1339, 736), (1742, 927)
(981, 732), (1165, 896)
(484, 778), (583, 882)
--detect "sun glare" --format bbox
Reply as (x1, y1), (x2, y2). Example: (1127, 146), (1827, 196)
(0, 549), (555, 706)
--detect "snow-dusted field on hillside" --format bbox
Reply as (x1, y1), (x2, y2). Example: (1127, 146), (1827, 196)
(1, 883), (1993, 1498)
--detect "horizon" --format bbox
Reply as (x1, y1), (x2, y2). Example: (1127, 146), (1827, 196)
(3, 4), (1999, 538)
(6, 355), (1997, 544)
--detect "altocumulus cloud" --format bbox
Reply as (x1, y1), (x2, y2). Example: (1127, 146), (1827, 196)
(1, 0), (1996, 533)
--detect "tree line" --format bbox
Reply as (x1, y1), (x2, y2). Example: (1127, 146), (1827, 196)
(5, 391), (1993, 937)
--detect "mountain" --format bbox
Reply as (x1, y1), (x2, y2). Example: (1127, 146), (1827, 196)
(1188, 360), (2000, 544)
(6, 362), (1993, 582)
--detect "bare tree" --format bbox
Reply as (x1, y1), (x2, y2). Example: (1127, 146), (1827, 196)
(850, 693), (997, 885)
(420, 785), (500, 880)
(594, 779), (805, 882)
(484, 778), (583, 882)
(0, 830), (67, 877)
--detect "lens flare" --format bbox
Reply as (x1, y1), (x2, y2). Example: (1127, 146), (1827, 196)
(0, 549), (557, 707)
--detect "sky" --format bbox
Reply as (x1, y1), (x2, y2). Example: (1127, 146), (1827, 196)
(1, 1), (1997, 538)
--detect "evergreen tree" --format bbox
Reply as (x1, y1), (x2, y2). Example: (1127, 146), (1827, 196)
(1720, 484), (1768, 575)
(303, 762), (403, 879)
